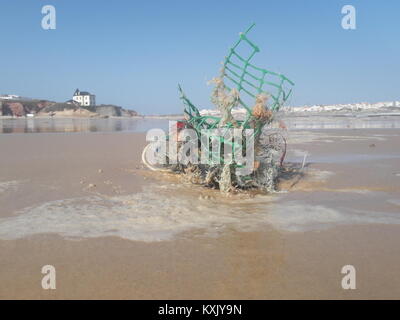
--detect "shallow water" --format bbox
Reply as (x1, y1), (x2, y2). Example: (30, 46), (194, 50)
(0, 118), (170, 134)
(0, 169), (399, 241)
(282, 114), (400, 129)
(0, 123), (399, 242)
(1, 114), (400, 134)
(0, 182), (277, 241)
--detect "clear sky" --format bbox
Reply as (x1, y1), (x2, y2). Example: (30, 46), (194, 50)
(0, 0), (399, 114)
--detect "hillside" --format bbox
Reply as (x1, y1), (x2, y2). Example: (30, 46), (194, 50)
(0, 99), (138, 118)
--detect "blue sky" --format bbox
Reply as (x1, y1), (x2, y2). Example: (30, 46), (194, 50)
(0, 0), (399, 114)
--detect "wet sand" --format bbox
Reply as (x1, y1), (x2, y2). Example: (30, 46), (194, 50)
(0, 129), (399, 299)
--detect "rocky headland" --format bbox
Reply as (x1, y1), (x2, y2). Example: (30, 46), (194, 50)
(0, 99), (138, 118)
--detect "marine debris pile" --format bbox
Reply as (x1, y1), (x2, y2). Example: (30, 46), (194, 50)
(143, 24), (294, 193)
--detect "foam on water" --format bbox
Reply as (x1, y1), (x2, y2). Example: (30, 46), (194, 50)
(0, 180), (20, 193)
(0, 182), (400, 241)
(267, 202), (400, 232)
(0, 184), (276, 241)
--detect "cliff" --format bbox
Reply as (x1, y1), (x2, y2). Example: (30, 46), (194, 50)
(0, 99), (138, 118)
(94, 104), (138, 117)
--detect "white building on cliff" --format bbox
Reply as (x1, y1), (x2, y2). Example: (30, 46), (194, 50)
(0, 94), (21, 100)
(72, 89), (96, 107)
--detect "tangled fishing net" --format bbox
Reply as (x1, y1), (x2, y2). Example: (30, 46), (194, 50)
(143, 24), (294, 193)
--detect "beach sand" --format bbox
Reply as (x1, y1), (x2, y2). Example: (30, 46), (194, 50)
(0, 129), (399, 299)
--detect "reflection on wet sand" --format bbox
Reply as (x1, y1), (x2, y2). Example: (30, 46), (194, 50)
(282, 114), (400, 129)
(1, 114), (400, 134)
(0, 118), (170, 134)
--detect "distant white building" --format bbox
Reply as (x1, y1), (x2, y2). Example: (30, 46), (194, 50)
(72, 89), (96, 107)
(0, 94), (21, 100)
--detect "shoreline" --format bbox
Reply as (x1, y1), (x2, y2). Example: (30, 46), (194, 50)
(2, 111), (400, 122)
(0, 115), (182, 120)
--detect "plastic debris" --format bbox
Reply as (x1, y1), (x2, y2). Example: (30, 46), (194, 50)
(143, 24), (294, 193)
